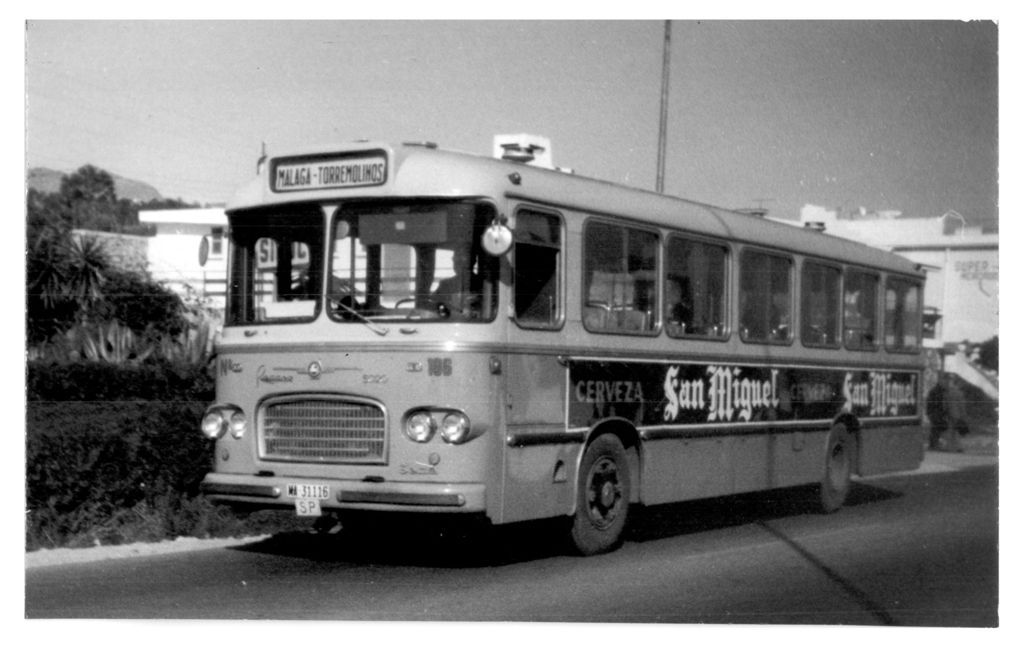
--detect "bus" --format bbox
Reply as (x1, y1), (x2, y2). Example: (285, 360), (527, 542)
(199, 138), (925, 555)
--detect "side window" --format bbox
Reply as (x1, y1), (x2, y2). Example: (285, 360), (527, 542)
(843, 269), (879, 350)
(513, 209), (562, 328)
(800, 261), (841, 347)
(664, 236), (728, 339)
(739, 250), (792, 343)
(210, 227), (225, 257)
(583, 221), (659, 334)
(885, 278), (922, 352)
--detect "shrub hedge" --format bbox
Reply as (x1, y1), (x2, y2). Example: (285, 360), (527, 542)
(26, 359), (213, 403)
(25, 360), (307, 550)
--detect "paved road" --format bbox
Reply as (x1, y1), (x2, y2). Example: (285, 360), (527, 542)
(25, 452), (998, 625)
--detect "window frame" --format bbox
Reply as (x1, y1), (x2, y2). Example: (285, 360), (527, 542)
(225, 206), (326, 326)
(883, 276), (924, 353)
(209, 226), (225, 257)
(799, 259), (843, 349)
(324, 199), (501, 324)
(663, 232), (730, 341)
(580, 217), (661, 337)
(738, 247), (795, 346)
(842, 267), (881, 351)
(512, 206), (565, 331)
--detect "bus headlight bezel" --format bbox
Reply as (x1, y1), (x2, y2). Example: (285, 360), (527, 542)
(228, 410), (248, 439)
(404, 411), (437, 443)
(201, 410), (226, 439)
(440, 411), (471, 444)
(403, 409), (473, 444)
(200, 404), (246, 440)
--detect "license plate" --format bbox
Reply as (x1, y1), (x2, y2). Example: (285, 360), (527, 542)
(287, 483), (330, 517)
(295, 498), (322, 517)
(287, 483), (330, 499)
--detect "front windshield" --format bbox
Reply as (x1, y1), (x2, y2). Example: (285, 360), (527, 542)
(329, 201), (499, 323)
(226, 206), (324, 325)
(225, 201), (499, 326)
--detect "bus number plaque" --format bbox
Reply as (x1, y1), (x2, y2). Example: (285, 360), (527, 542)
(428, 357), (453, 376)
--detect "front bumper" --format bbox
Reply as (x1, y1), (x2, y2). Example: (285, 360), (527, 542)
(200, 472), (487, 514)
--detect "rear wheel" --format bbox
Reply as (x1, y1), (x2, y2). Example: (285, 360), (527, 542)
(819, 423), (854, 512)
(570, 435), (631, 555)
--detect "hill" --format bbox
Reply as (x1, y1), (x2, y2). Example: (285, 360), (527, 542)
(27, 167), (163, 203)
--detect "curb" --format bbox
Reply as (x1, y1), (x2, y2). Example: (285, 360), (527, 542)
(25, 535), (270, 570)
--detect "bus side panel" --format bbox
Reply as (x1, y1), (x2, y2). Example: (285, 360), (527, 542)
(732, 435), (771, 493)
(641, 438), (732, 505)
(857, 424), (925, 476)
(642, 431), (831, 506)
(505, 353), (565, 425)
(769, 431), (830, 488)
(500, 353), (572, 523)
(501, 435), (577, 523)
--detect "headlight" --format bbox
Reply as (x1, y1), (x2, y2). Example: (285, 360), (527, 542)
(228, 411), (247, 439)
(201, 410), (226, 439)
(440, 412), (471, 444)
(405, 411), (436, 443)
(201, 405), (246, 440)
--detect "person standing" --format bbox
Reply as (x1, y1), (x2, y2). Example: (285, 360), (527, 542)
(943, 373), (967, 452)
(926, 373), (965, 452)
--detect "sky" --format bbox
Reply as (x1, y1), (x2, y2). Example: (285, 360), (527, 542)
(24, 20), (999, 228)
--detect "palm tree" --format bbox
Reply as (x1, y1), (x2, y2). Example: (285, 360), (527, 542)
(27, 230), (110, 321)
(61, 234), (110, 318)
(27, 223), (70, 310)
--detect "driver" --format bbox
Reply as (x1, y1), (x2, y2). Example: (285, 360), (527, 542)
(432, 245), (481, 318)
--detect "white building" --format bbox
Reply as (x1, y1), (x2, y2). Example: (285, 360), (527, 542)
(138, 207), (227, 308)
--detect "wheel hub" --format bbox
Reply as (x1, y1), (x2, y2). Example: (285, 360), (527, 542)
(587, 458), (622, 527)
(599, 481), (616, 508)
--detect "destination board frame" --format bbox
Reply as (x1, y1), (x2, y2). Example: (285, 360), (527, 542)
(269, 149), (388, 193)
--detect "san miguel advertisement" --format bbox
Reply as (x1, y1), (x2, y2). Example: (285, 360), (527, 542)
(568, 359), (919, 429)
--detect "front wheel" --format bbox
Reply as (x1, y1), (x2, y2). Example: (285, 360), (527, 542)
(818, 423), (855, 513)
(570, 435), (631, 555)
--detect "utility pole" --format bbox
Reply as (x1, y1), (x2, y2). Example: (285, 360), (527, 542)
(656, 20), (671, 194)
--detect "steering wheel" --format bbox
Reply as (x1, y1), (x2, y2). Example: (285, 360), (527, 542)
(395, 297), (451, 320)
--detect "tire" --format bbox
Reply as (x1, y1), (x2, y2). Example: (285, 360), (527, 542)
(570, 435), (631, 555)
(818, 423), (854, 513)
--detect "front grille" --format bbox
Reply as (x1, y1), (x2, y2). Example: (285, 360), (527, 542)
(259, 397), (387, 463)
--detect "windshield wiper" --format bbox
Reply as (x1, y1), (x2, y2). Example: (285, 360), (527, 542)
(335, 300), (389, 336)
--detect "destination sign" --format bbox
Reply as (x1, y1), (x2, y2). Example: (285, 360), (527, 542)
(271, 153), (387, 192)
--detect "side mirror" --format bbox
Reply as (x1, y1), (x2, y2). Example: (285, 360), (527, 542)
(481, 220), (513, 256)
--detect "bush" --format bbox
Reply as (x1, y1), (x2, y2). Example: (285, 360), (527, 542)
(26, 359), (214, 403)
(25, 361), (215, 549)
(94, 270), (187, 337)
(26, 398), (211, 548)
(25, 218), (188, 346)
(25, 360), (313, 550)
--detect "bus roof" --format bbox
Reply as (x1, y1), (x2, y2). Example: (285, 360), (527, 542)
(229, 140), (924, 279)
